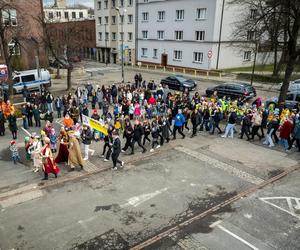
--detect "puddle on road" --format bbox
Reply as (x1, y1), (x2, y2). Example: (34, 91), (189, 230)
(94, 204), (120, 213)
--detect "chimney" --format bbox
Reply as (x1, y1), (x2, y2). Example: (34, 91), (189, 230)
(54, 0), (66, 8)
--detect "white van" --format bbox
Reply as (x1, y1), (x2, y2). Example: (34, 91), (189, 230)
(0, 69), (52, 94)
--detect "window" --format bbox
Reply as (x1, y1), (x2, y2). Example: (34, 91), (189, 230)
(72, 12), (76, 19)
(104, 0), (108, 8)
(153, 49), (158, 58)
(176, 10), (184, 20)
(157, 30), (164, 40)
(128, 0), (133, 6)
(119, 32), (124, 41)
(142, 12), (149, 21)
(98, 32), (102, 40)
(112, 15), (116, 24)
(120, 15), (124, 23)
(98, 1), (101, 9)
(142, 30), (148, 39)
(158, 11), (165, 21)
(195, 31), (205, 41)
(196, 8), (207, 20)
(48, 12), (54, 19)
(105, 16), (109, 23)
(247, 30), (255, 40)
(244, 51), (251, 61)
(194, 52), (204, 63)
(141, 48), (148, 57)
(64, 12), (69, 19)
(120, 0), (124, 7)
(112, 0), (116, 8)
(128, 32), (133, 41)
(112, 32), (116, 40)
(105, 32), (109, 41)
(8, 40), (20, 56)
(173, 50), (182, 60)
(79, 12), (83, 18)
(175, 31), (183, 40)
(128, 14), (133, 23)
(250, 9), (257, 19)
(98, 17), (102, 24)
(143, 0), (149, 2)
(22, 75), (35, 83)
(56, 11), (61, 18)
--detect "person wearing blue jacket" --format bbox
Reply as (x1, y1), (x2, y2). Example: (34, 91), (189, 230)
(172, 109), (185, 139)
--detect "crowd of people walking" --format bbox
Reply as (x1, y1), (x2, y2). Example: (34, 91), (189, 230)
(1, 73), (300, 180)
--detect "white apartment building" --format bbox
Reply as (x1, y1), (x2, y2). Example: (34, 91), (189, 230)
(137, 0), (273, 70)
(44, 0), (90, 23)
(94, 0), (136, 65)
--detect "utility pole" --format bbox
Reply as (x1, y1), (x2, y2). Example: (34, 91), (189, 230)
(115, 7), (126, 83)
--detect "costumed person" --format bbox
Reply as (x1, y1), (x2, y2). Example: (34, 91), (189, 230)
(111, 130), (124, 170)
(24, 136), (32, 161)
(10, 140), (21, 165)
(55, 127), (69, 164)
(49, 128), (57, 153)
(68, 131), (84, 171)
(41, 137), (60, 180)
(63, 113), (73, 129)
(30, 135), (43, 172)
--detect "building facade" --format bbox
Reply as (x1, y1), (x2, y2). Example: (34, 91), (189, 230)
(136, 0), (273, 70)
(44, 0), (91, 23)
(0, 0), (47, 71)
(94, 0), (136, 65)
(46, 20), (97, 61)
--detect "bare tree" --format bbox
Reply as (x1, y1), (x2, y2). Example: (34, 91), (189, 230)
(38, 18), (85, 91)
(230, 0), (300, 106)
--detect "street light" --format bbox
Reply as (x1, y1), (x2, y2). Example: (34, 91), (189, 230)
(115, 7), (127, 83)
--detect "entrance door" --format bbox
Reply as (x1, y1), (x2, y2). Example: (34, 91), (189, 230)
(161, 53), (168, 66)
(113, 54), (117, 64)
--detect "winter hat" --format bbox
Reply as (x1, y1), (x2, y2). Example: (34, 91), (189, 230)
(10, 140), (16, 145)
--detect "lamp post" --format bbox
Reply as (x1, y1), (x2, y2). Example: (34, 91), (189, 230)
(115, 7), (127, 83)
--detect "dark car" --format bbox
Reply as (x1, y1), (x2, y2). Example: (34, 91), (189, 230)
(266, 91), (300, 110)
(160, 75), (197, 91)
(206, 82), (256, 99)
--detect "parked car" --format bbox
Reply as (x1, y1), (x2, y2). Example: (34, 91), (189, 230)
(206, 82), (256, 99)
(160, 75), (197, 91)
(266, 91), (300, 110)
(0, 69), (51, 94)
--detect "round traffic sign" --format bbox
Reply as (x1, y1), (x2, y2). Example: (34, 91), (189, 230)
(207, 50), (213, 59)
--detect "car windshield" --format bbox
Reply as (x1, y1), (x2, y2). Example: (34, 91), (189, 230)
(176, 76), (188, 82)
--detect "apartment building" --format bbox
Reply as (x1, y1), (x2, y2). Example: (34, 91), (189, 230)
(0, 0), (47, 70)
(44, 0), (91, 23)
(94, 0), (136, 65)
(137, 0), (273, 70)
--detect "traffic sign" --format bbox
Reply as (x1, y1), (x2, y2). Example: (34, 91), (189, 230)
(207, 50), (213, 59)
(0, 64), (8, 82)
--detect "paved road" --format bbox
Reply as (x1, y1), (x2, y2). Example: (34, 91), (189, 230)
(0, 127), (299, 249)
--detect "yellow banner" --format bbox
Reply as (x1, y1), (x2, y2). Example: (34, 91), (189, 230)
(82, 115), (108, 135)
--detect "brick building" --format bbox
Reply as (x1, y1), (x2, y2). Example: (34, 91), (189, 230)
(46, 20), (97, 61)
(0, 0), (47, 70)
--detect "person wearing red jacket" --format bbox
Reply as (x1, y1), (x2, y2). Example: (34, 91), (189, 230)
(279, 117), (293, 151)
(148, 95), (156, 106)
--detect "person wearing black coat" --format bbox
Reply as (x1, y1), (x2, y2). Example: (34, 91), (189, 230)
(191, 109), (200, 137)
(101, 125), (114, 161)
(159, 116), (171, 143)
(111, 130), (124, 170)
(26, 103), (33, 127)
(8, 112), (18, 139)
(240, 112), (252, 140)
(0, 110), (5, 136)
(122, 120), (134, 153)
(142, 119), (151, 145)
(210, 108), (222, 135)
(131, 120), (147, 154)
(81, 125), (93, 161)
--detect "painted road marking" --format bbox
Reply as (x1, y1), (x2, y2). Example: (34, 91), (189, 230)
(217, 225), (260, 250)
(175, 147), (264, 185)
(55, 119), (63, 126)
(121, 188), (168, 208)
(260, 197), (300, 219)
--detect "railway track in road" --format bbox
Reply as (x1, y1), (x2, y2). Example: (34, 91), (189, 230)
(130, 165), (300, 250)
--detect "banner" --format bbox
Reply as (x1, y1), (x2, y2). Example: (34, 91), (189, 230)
(82, 115), (108, 135)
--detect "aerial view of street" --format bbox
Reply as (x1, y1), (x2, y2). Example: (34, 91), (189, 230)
(0, 0), (300, 250)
